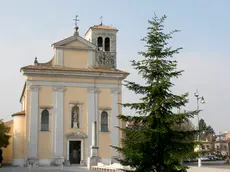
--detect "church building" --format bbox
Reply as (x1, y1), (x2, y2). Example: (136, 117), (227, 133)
(7, 18), (129, 167)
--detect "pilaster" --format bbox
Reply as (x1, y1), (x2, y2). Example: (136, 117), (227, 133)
(87, 87), (98, 157)
(111, 88), (120, 157)
(52, 86), (65, 157)
(28, 85), (40, 158)
(56, 49), (63, 66)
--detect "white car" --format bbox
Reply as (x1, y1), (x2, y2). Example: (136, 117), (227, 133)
(196, 157), (209, 161)
(200, 156), (209, 161)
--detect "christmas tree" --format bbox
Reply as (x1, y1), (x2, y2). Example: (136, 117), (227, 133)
(114, 14), (199, 172)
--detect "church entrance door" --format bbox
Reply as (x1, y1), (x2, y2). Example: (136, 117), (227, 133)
(69, 141), (81, 164)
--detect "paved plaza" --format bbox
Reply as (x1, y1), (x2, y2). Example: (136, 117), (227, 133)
(2, 165), (230, 172)
(0, 166), (91, 172)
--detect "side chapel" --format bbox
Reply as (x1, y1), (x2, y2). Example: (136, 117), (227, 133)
(9, 17), (129, 167)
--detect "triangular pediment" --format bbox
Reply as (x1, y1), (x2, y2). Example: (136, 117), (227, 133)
(52, 35), (97, 50)
(65, 131), (87, 139)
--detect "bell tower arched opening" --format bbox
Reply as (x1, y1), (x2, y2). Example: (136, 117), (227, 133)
(97, 37), (103, 51)
(104, 37), (110, 52)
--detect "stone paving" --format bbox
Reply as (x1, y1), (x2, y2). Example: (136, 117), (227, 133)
(2, 166), (230, 172)
(0, 166), (91, 172)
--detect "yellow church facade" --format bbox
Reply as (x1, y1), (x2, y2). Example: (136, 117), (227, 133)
(7, 22), (129, 167)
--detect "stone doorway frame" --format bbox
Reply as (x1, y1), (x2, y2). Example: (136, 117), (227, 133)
(66, 132), (87, 165)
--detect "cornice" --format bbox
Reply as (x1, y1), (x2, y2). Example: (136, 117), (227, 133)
(52, 35), (97, 49)
(56, 45), (96, 51)
(22, 69), (128, 80)
(12, 114), (25, 117)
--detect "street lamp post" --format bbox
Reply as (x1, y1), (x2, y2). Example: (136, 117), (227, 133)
(194, 89), (205, 167)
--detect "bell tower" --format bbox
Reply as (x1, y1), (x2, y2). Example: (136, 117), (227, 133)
(85, 21), (118, 69)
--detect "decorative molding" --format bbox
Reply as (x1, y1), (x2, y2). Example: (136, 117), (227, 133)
(111, 88), (120, 94)
(69, 101), (84, 105)
(66, 132), (87, 139)
(12, 114), (25, 117)
(99, 107), (112, 111)
(88, 87), (98, 93)
(22, 69), (128, 80)
(26, 81), (120, 90)
(51, 35), (97, 49)
(27, 80), (121, 89)
(66, 138), (84, 162)
(77, 35), (97, 49)
(39, 105), (53, 109)
(52, 86), (65, 92)
(56, 46), (96, 51)
(29, 85), (40, 91)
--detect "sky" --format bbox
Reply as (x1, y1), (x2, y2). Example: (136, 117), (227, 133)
(0, 0), (230, 133)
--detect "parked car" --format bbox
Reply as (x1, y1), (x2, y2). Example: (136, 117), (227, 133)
(200, 156), (209, 161)
(204, 155), (221, 161)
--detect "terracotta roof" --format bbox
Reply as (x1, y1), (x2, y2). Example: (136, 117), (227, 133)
(21, 65), (129, 75)
(4, 120), (13, 125)
(12, 110), (25, 117)
(91, 25), (118, 31)
(85, 25), (118, 36)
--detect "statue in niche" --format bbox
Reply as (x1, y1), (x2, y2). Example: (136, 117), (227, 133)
(72, 106), (79, 128)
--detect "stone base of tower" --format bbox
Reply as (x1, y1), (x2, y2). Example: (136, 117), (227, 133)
(87, 146), (99, 169)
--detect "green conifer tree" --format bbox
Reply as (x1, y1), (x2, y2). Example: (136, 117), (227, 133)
(114, 14), (199, 172)
(0, 120), (10, 148)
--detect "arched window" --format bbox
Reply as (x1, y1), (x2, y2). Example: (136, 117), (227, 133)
(41, 110), (49, 131)
(71, 106), (80, 128)
(104, 37), (110, 51)
(101, 111), (108, 132)
(97, 37), (103, 51)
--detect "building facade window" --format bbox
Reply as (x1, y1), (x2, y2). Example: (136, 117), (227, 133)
(101, 111), (109, 132)
(71, 105), (80, 128)
(41, 109), (49, 131)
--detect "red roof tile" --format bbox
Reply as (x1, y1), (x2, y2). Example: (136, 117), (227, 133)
(12, 110), (25, 117)
(85, 25), (118, 36)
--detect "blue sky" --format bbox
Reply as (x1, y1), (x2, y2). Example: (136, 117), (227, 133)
(0, 0), (230, 132)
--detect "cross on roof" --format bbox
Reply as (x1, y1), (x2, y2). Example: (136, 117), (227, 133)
(73, 15), (80, 26)
(100, 16), (103, 25)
